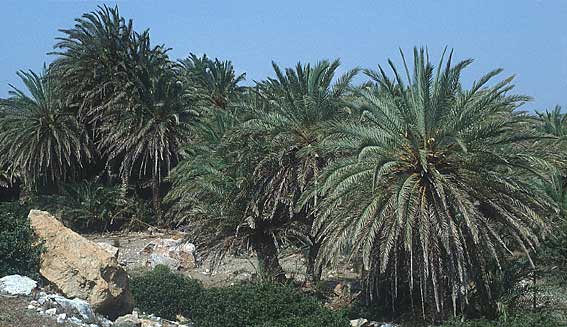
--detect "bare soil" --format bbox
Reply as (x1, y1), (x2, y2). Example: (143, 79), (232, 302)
(86, 231), (360, 287)
(0, 296), (73, 327)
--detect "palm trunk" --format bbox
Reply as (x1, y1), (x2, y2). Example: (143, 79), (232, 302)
(470, 251), (497, 319)
(152, 175), (163, 226)
(19, 183), (32, 204)
(120, 174), (129, 201)
(254, 232), (286, 282)
(306, 240), (323, 283)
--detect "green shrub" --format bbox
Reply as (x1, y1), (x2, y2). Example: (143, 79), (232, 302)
(192, 283), (348, 327)
(130, 265), (203, 320)
(35, 180), (154, 232)
(0, 202), (42, 278)
(441, 311), (561, 327)
(130, 266), (349, 327)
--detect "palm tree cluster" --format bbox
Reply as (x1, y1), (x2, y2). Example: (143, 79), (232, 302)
(1, 5), (566, 321)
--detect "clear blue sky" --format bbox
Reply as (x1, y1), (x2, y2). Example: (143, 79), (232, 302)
(1, 0), (566, 111)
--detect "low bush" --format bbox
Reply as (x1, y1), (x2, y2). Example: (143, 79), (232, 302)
(130, 265), (349, 327)
(441, 311), (562, 327)
(192, 283), (348, 327)
(130, 265), (203, 320)
(0, 202), (42, 278)
(35, 180), (154, 232)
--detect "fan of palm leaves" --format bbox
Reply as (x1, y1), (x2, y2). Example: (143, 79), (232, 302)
(242, 59), (359, 229)
(97, 60), (191, 224)
(0, 167), (15, 189)
(536, 105), (567, 138)
(314, 48), (557, 317)
(50, 5), (140, 122)
(0, 68), (92, 187)
(178, 53), (246, 111)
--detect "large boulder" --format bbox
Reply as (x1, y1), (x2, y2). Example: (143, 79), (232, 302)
(29, 210), (133, 319)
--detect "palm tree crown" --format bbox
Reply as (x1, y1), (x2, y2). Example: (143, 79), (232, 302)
(0, 68), (91, 187)
(179, 53), (246, 111)
(536, 105), (566, 140)
(315, 48), (555, 317)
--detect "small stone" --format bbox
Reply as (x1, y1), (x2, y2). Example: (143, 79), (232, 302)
(46, 308), (57, 315)
(68, 316), (83, 324)
(114, 313), (142, 327)
(27, 304), (36, 310)
(176, 314), (189, 323)
(57, 313), (67, 323)
(350, 318), (369, 327)
(140, 318), (161, 327)
(143, 238), (195, 271)
(99, 317), (113, 327)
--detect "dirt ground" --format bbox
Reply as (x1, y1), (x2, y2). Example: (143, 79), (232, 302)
(0, 296), (73, 327)
(86, 231), (359, 287)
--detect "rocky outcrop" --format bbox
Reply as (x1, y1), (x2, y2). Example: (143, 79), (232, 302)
(142, 238), (195, 271)
(27, 290), (112, 326)
(96, 242), (120, 258)
(29, 210), (133, 319)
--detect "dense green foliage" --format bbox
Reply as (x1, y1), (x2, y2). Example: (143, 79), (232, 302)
(313, 49), (557, 318)
(440, 311), (561, 327)
(0, 68), (91, 188)
(1, 4), (566, 325)
(35, 180), (153, 232)
(130, 265), (349, 327)
(0, 203), (42, 278)
(130, 265), (204, 320)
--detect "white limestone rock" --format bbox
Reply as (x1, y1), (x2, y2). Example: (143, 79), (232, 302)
(0, 275), (37, 296)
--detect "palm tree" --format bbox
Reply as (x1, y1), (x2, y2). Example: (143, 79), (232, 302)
(178, 53), (246, 111)
(0, 68), (92, 196)
(533, 106), (567, 216)
(50, 5), (137, 121)
(170, 60), (358, 281)
(167, 109), (253, 268)
(52, 5), (189, 224)
(534, 106), (567, 227)
(238, 60), (359, 281)
(314, 48), (555, 319)
(98, 61), (189, 225)
(536, 105), (567, 138)
(51, 5), (168, 199)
